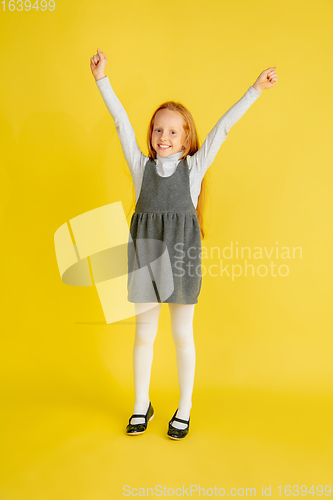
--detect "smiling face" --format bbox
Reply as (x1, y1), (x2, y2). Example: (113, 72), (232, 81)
(151, 109), (187, 157)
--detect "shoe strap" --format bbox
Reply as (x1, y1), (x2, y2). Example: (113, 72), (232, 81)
(173, 416), (189, 424)
(129, 402), (151, 421)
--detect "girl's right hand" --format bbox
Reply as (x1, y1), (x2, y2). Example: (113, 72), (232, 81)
(90, 48), (108, 81)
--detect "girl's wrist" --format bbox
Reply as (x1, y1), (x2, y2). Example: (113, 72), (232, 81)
(252, 82), (263, 94)
(95, 73), (106, 81)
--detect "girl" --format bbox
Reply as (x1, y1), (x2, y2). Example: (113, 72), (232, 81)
(90, 48), (277, 440)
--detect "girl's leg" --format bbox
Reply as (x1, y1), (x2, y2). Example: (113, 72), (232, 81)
(168, 303), (196, 430)
(130, 302), (162, 425)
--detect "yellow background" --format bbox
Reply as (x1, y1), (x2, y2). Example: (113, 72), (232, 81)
(1, 0), (333, 497)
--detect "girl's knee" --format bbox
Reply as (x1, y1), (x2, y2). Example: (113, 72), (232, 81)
(172, 328), (194, 348)
(135, 326), (157, 345)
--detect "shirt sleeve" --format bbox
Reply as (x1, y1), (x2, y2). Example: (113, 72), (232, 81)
(188, 86), (261, 179)
(95, 76), (147, 178)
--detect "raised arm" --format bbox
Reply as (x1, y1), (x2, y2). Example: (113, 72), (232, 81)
(90, 49), (146, 175)
(190, 67), (278, 178)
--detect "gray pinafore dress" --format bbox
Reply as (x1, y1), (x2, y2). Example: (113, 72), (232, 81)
(127, 156), (202, 304)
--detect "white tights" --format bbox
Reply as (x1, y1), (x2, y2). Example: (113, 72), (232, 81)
(130, 302), (196, 430)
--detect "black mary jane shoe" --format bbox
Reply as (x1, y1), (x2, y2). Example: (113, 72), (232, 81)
(167, 409), (190, 440)
(126, 402), (154, 436)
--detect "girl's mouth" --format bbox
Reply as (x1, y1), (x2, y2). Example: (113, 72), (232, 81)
(158, 144), (171, 150)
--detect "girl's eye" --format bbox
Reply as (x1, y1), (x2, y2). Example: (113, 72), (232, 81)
(154, 129), (176, 134)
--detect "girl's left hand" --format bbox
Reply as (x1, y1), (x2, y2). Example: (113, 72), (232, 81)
(253, 67), (278, 91)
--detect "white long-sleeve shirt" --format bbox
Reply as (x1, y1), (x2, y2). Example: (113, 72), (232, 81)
(95, 76), (261, 208)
